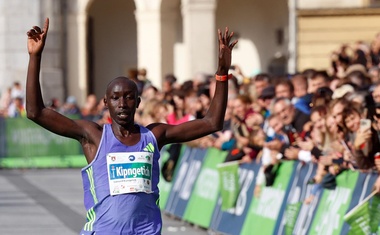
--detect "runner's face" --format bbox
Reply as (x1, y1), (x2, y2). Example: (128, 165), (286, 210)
(105, 78), (140, 126)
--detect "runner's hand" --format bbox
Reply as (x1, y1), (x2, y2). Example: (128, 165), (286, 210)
(216, 27), (238, 75)
(27, 18), (49, 55)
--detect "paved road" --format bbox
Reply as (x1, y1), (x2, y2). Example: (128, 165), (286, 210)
(0, 169), (208, 235)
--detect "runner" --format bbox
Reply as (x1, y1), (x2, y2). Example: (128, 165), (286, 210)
(25, 18), (237, 235)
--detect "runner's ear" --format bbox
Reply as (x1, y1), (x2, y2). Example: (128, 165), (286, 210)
(103, 96), (108, 108)
(136, 96), (141, 109)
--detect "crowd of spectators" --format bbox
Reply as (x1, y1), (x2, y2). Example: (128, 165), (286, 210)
(141, 31), (380, 201)
(2, 33), (380, 202)
(0, 81), (112, 125)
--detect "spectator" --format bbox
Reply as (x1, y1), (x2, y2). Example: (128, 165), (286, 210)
(192, 72), (208, 92)
(240, 124), (266, 164)
(161, 88), (196, 182)
(142, 85), (159, 101)
(368, 66), (380, 84)
(329, 75), (341, 91)
(342, 105), (380, 169)
(272, 97), (310, 135)
(302, 68), (317, 82)
(372, 82), (380, 104)
(274, 78), (294, 101)
(194, 85), (211, 119)
(308, 70), (331, 95)
(312, 86), (333, 108)
(11, 81), (24, 100)
(59, 96), (81, 116)
(270, 97), (310, 162)
(252, 73), (271, 98)
(291, 73), (308, 99)
(344, 64), (372, 90)
(139, 99), (168, 127)
(81, 94), (100, 121)
(330, 46), (351, 78)
(352, 41), (371, 68)
(128, 68), (145, 96)
(46, 97), (61, 111)
(329, 97), (350, 131)
(0, 87), (12, 115)
(166, 89), (195, 125)
(332, 83), (355, 100)
(162, 74), (178, 105)
(372, 103), (380, 158)
(261, 115), (288, 168)
(223, 95), (254, 162)
(7, 96), (26, 118)
(138, 68), (152, 90)
(257, 85), (276, 118)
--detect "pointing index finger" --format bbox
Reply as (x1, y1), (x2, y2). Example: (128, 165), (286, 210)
(43, 18), (49, 35)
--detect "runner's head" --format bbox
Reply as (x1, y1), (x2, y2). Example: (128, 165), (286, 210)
(104, 76), (141, 126)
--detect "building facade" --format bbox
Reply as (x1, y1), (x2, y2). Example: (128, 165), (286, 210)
(0, 0), (378, 106)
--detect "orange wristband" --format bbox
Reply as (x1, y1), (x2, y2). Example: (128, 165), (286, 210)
(215, 74), (232, 82)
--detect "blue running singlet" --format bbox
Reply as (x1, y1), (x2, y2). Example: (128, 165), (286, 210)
(80, 124), (161, 235)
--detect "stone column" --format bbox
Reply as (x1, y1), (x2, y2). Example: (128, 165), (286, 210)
(66, 12), (88, 105)
(160, 9), (179, 88)
(135, 0), (179, 89)
(287, 0), (297, 74)
(134, 0), (163, 89)
(39, 0), (65, 104)
(181, 0), (217, 80)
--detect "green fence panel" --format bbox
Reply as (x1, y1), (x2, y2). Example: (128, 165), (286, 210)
(158, 145), (186, 209)
(2, 117), (84, 168)
(241, 161), (295, 235)
(308, 170), (359, 235)
(183, 148), (228, 228)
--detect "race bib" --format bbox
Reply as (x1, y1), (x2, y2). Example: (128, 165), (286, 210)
(107, 152), (153, 196)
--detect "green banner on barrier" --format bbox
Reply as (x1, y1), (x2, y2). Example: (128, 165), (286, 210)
(308, 170), (359, 235)
(158, 145), (186, 209)
(5, 118), (82, 158)
(217, 160), (240, 210)
(0, 155), (87, 168)
(285, 202), (302, 235)
(369, 195), (380, 233)
(183, 148), (227, 228)
(158, 147), (176, 209)
(344, 194), (372, 235)
(240, 161), (295, 235)
(344, 190), (380, 235)
(1, 117), (84, 168)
